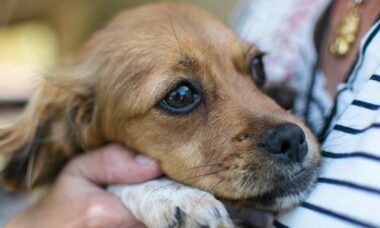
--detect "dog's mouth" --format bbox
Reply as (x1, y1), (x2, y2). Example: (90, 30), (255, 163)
(220, 165), (319, 212)
(223, 123), (321, 212)
(251, 167), (318, 212)
(290, 167), (307, 180)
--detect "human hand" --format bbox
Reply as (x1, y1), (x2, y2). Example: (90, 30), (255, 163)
(5, 144), (162, 228)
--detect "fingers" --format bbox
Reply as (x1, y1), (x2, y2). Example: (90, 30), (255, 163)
(73, 195), (146, 228)
(63, 144), (162, 185)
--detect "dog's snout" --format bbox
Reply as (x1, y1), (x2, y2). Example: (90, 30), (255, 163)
(261, 123), (307, 162)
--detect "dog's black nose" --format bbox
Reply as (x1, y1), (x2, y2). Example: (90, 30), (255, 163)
(261, 123), (307, 162)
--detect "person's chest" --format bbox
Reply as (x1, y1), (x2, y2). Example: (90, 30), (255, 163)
(320, 0), (380, 97)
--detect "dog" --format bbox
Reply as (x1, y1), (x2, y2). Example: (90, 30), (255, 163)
(0, 3), (321, 227)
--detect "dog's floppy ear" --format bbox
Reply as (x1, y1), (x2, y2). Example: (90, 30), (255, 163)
(0, 65), (104, 191)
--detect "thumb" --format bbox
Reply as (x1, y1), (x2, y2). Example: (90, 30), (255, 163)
(63, 144), (162, 185)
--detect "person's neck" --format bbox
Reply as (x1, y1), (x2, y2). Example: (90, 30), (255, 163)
(321, 0), (380, 97)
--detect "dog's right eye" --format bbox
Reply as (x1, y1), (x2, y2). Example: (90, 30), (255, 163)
(158, 81), (202, 114)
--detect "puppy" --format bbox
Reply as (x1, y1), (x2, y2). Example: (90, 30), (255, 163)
(0, 3), (321, 227)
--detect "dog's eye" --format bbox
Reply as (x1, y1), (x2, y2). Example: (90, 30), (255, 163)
(166, 85), (196, 108)
(250, 54), (266, 86)
(158, 81), (202, 114)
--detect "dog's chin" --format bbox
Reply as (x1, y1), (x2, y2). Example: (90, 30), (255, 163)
(222, 167), (319, 213)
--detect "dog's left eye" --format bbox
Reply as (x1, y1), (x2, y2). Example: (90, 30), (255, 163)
(249, 54), (266, 86)
(158, 81), (202, 114)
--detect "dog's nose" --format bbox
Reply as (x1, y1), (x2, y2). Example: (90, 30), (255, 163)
(260, 123), (307, 162)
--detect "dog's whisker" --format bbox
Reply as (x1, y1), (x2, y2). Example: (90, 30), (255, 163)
(322, 133), (346, 142)
(320, 122), (361, 146)
(168, 163), (222, 177)
(321, 143), (345, 149)
(202, 149), (224, 172)
(319, 121), (364, 141)
(252, 30), (277, 45)
(151, 169), (224, 193)
(187, 178), (226, 218)
(168, 16), (184, 57)
(167, 153), (222, 178)
(177, 169), (224, 183)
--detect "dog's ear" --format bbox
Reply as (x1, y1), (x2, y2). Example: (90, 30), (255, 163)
(0, 65), (104, 191)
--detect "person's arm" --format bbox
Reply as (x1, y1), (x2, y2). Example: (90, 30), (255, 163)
(5, 144), (161, 228)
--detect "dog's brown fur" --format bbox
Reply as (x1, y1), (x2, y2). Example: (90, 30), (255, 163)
(0, 3), (320, 211)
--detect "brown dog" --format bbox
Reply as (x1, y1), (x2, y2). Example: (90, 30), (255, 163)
(0, 2), (321, 225)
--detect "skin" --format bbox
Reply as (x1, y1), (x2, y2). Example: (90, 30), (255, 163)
(5, 145), (161, 228)
(321, 0), (380, 96)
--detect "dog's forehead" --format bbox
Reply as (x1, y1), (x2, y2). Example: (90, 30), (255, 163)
(108, 3), (237, 48)
(94, 3), (247, 81)
(94, 3), (258, 117)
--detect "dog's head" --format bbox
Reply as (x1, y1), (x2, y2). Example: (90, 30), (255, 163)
(0, 3), (320, 212)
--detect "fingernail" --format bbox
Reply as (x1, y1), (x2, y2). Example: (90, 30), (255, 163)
(135, 155), (157, 165)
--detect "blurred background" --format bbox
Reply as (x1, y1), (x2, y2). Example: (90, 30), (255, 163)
(0, 0), (239, 224)
(0, 0), (238, 125)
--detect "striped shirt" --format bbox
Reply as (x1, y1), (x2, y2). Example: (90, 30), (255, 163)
(233, 0), (380, 227)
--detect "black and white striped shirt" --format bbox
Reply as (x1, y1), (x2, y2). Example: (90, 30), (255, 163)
(234, 0), (380, 227)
